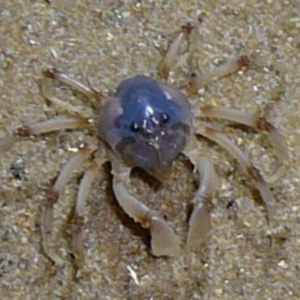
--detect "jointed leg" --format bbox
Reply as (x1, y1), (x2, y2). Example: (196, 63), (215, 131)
(72, 149), (107, 267)
(197, 106), (288, 184)
(183, 138), (216, 251)
(197, 126), (276, 224)
(44, 68), (101, 100)
(161, 23), (194, 80)
(160, 23), (248, 92)
(112, 161), (181, 257)
(0, 117), (91, 155)
(185, 56), (250, 95)
(41, 68), (101, 118)
(42, 146), (96, 264)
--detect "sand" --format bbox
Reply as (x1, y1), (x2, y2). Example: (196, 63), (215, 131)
(0, 1), (299, 299)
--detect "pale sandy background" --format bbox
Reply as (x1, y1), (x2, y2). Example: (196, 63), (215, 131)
(0, 1), (299, 299)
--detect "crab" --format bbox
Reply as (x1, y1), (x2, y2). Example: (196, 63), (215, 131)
(0, 24), (288, 267)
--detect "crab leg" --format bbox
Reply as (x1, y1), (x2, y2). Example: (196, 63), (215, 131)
(112, 161), (181, 257)
(161, 23), (194, 80)
(0, 117), (91, 156)
(72, 150), (106, 267)
(41, 69), (100, 119)
(197, 126), (275, 224)
(43, 68), (101, 100)
(184, 139), (216, 250)
(42, 146), (95, 264)
(185, 56), (250, 95)
(197, 106), (288, 184)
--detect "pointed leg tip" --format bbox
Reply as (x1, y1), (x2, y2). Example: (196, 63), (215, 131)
(150, 218), (181, 257)
(151, 242), (181, 258)
(186, 204), (212, 252)
(44, 248), (66, 265)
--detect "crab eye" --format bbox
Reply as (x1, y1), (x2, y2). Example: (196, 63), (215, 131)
(161, 113), (169, 124)
(130, 121), (140, 132)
